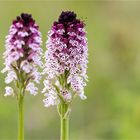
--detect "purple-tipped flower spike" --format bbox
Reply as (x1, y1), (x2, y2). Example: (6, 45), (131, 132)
(1, 13), (42, 140)
(2, 13), (43, 96)
(43, 11), (88, 140)
(43, 11), (88, 107)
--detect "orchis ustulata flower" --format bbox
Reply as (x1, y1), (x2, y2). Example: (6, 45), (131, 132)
(43, 11), (88, 108)
(43, 11), (88, 140)
(1, 13), (42, 140)
(2, 13), (43, 96)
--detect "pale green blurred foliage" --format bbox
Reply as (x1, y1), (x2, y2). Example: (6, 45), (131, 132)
(0, 1), (140, 140)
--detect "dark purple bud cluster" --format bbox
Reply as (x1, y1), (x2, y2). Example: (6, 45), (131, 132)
(58, 11), (77, 23)
(13, 13), (35, 27)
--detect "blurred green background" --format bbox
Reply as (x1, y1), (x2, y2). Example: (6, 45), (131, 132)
(0, 0), (140, 140)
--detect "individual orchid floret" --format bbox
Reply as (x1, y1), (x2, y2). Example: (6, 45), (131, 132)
(4, 86), (14, 96)
(2, 13), (43, 96)
(43, 11), (88, 108)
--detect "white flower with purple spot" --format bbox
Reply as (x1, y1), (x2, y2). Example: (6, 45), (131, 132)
(26, 83), (38, 96)
(5, 86), (14, 96)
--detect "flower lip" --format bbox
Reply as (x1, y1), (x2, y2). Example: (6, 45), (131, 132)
(58, 11), (77, 23)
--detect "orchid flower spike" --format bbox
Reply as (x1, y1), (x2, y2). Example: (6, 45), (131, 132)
(43, 11), (88, 110)
(2, 13), (43, 97)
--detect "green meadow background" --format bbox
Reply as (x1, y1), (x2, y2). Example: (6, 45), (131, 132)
(0, 0), (140, 140)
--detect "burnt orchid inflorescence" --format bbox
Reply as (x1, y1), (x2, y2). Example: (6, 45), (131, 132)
(1, 13), (43, 140)
(43, 11), (88, 108)
(2, 13), (43, 96)
(42, 11), (88, 140)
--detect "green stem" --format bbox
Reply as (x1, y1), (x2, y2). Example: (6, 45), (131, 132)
(60, 104), (69, 140)
(18, 94), (24, 140)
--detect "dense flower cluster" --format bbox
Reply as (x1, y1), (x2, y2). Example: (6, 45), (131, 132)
(43, 11), (88, 107)
(2, 13), (42, 96)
